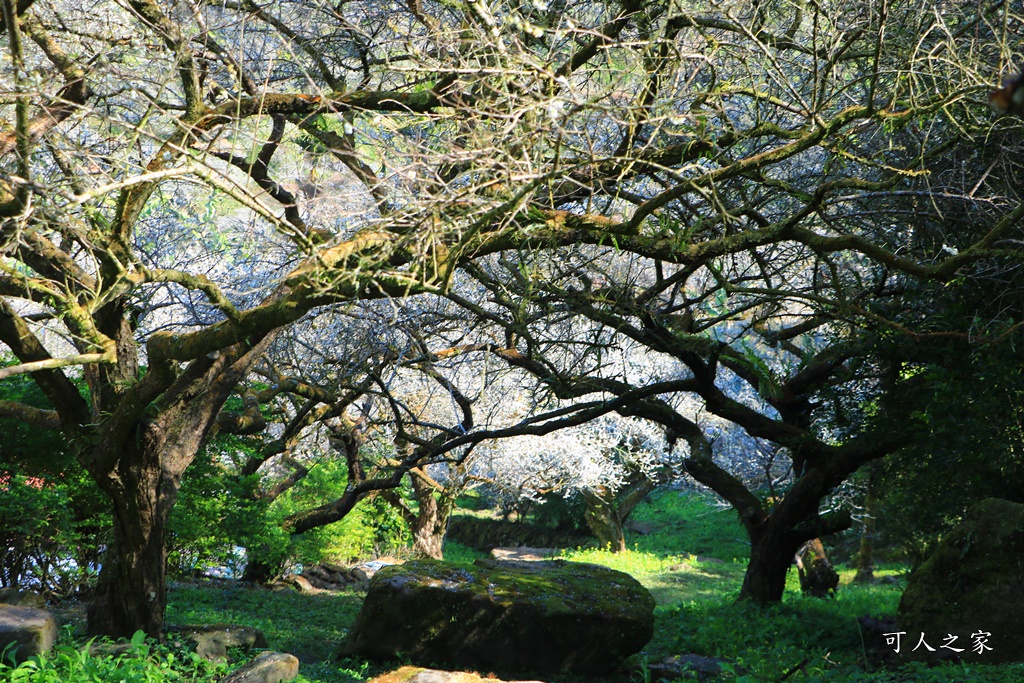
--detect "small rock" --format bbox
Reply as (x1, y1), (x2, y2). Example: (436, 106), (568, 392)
(0, 589), (46, 609)
(280, 574), (317, 593)
(350, 567), (373, 582)
(300, 574), (333, 590)
(0, 604), (57, 663)
(303, 566), (330, 582)
(857, 616), (900, 668)
(219, 652), (299, 683)
(644, 654), (740, 681)
(169, 624), (269, 661)
(350, 559), (399, 583)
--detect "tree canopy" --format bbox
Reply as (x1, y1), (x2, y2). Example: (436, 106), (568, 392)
(1, 0), (1023, 634)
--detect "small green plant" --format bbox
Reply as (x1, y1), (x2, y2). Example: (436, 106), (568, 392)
(0, 631), (228, 683)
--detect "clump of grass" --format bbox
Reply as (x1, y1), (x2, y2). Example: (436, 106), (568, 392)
(440, 540), (488, 565)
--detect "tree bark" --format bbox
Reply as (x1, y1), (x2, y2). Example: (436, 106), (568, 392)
(854, 467), (878, 584)
(408, 468), (456, 560)
(82, 333), (274, 638)
(732, 469), (853, 604)
(241, 557), (279, 584)
(87, 425), (176, 637)
(738, 518), (804, 604)
(582, 487), (627, 552)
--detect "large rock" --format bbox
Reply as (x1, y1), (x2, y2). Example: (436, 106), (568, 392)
(0, 604), (57, 663)
(899, 498), (1024, 663)
(341, 559), (655, 675)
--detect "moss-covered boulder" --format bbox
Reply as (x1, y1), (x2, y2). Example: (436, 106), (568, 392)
(898, 498), (1024, 663)
(0, 604), (57, 663)
(340, 559), (655, 674)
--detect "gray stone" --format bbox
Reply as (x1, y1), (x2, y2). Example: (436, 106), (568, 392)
(0, 604), (57, 663)
(168, 623), (269, 661)
(349, 559), (399, 583)
(341, 558), (655, 674)
(0, 589), (46, 609)
(280, 574), (316, 593)
(899, 498), (1024, 663)
(218, 652), (299, 683)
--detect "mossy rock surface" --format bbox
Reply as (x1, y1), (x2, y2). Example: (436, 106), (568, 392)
(341, 559), (654, 675)
(898, 498), (1024, 663)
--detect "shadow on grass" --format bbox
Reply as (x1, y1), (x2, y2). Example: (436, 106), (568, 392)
(645, 559), (746, 606)
(166, 581), (364, 663)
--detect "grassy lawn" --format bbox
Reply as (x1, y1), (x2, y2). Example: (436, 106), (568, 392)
(7, 489), (1024, 683)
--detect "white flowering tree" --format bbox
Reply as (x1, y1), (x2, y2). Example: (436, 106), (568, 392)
(474, 414), (677, 550)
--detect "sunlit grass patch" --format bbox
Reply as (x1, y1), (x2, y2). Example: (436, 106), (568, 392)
(558, 546), (683, 577)
(629, 489), (750, 562)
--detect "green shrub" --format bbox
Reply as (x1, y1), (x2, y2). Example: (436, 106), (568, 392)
(0, 371), (107, 597)
(0, 630), (228, 683)
(241, 459), (412, 576)
(168, 442), (267, 577)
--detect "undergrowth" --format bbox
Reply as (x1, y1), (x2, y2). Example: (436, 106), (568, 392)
(6, 489), (1022, 683)
(0, 629), (228, 683)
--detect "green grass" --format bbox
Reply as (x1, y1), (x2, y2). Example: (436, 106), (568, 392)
(9, 489), (1023, 683)
(165, 582), (362, 662)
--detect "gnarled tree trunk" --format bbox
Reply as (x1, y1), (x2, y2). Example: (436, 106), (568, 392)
(83, 332), (273, 638)
(582, 487), (627, 552)
(738, 518), (804, 604)
(734, 475), (851, 604)
(854, 465), (879, 584)
(87, 425), (185, 637)
(581, 472), (659, 553)
(384, 466), (459, 560)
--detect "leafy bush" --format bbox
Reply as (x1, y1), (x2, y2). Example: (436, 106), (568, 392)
(0, 371), (107, 597)
(231, 458), (412, 579)
(270, 462), (411, 568)
(0, 630), (227, 683)
(167, 440), (267, 577)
